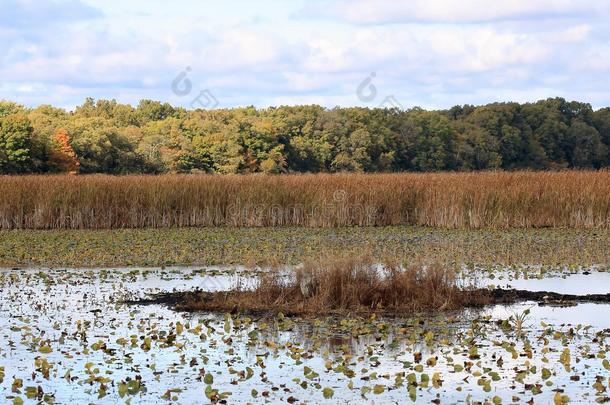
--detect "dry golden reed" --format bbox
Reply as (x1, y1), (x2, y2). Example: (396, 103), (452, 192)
(0, 171), (608, 229)
(174, 256), (489, 315)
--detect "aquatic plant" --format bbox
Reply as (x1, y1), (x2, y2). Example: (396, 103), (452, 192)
(0, 171), (609, 229)
(509, 307), (532, 338)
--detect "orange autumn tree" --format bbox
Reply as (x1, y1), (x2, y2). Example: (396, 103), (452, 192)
(50, 128), (80, 173)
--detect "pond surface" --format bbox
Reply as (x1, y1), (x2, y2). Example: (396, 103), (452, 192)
(0, 267), (608, 404)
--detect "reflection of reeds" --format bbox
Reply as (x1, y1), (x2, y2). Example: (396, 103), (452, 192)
(0, 171), (609, 229)
(177, 255), (489, 315)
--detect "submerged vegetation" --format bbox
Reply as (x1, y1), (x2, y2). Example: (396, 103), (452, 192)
(1, 226), (608, 268)
(1, 171), (609, 229)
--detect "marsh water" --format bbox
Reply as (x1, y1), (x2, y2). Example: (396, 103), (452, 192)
(0, 267), (608, 404)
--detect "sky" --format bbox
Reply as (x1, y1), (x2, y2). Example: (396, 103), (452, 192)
(1, 0), (610, 110)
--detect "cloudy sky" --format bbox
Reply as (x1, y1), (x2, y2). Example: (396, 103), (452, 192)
(1, 0), (610, 110)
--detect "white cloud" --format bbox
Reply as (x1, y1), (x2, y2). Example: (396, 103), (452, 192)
(1, 0), (610, 109)
(301, 0), (608, 24)
(0, 0), (102, 28)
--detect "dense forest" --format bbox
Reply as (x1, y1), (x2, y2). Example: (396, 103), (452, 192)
(1, 97), (609, 174)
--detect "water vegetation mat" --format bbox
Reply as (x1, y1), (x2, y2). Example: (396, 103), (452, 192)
(1, 227), (608, 268)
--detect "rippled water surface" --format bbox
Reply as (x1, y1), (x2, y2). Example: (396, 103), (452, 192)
(0, 267), (608, 404)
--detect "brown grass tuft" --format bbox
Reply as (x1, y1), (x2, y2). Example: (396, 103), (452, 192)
(176, 256), (489, 315)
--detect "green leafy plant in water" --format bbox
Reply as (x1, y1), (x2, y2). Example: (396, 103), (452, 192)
(508, 307), (532, 338)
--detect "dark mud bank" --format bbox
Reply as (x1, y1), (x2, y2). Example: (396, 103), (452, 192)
(124, 288), (610, 314)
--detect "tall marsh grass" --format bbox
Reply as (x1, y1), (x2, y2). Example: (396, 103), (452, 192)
(0, 171), (608, 229)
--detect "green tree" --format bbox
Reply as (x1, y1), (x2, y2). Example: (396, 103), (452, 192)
(566, 121), (609, 168)
(458, 127), (502, 170)
(136, 100), (176, 123)
(0, 98), (609, 174)
(593, 108), (610, 148)
(68, 118), (145, 173)
(0, 113), (34, 173)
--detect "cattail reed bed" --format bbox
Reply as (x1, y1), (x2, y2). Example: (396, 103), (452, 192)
(0, 171), (609, 229)
(156, 256), (491, 315)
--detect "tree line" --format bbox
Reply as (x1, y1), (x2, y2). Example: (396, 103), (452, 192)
(1, 97), (609, 174)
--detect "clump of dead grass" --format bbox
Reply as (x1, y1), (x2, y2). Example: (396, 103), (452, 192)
(177, 255), (489, 315)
